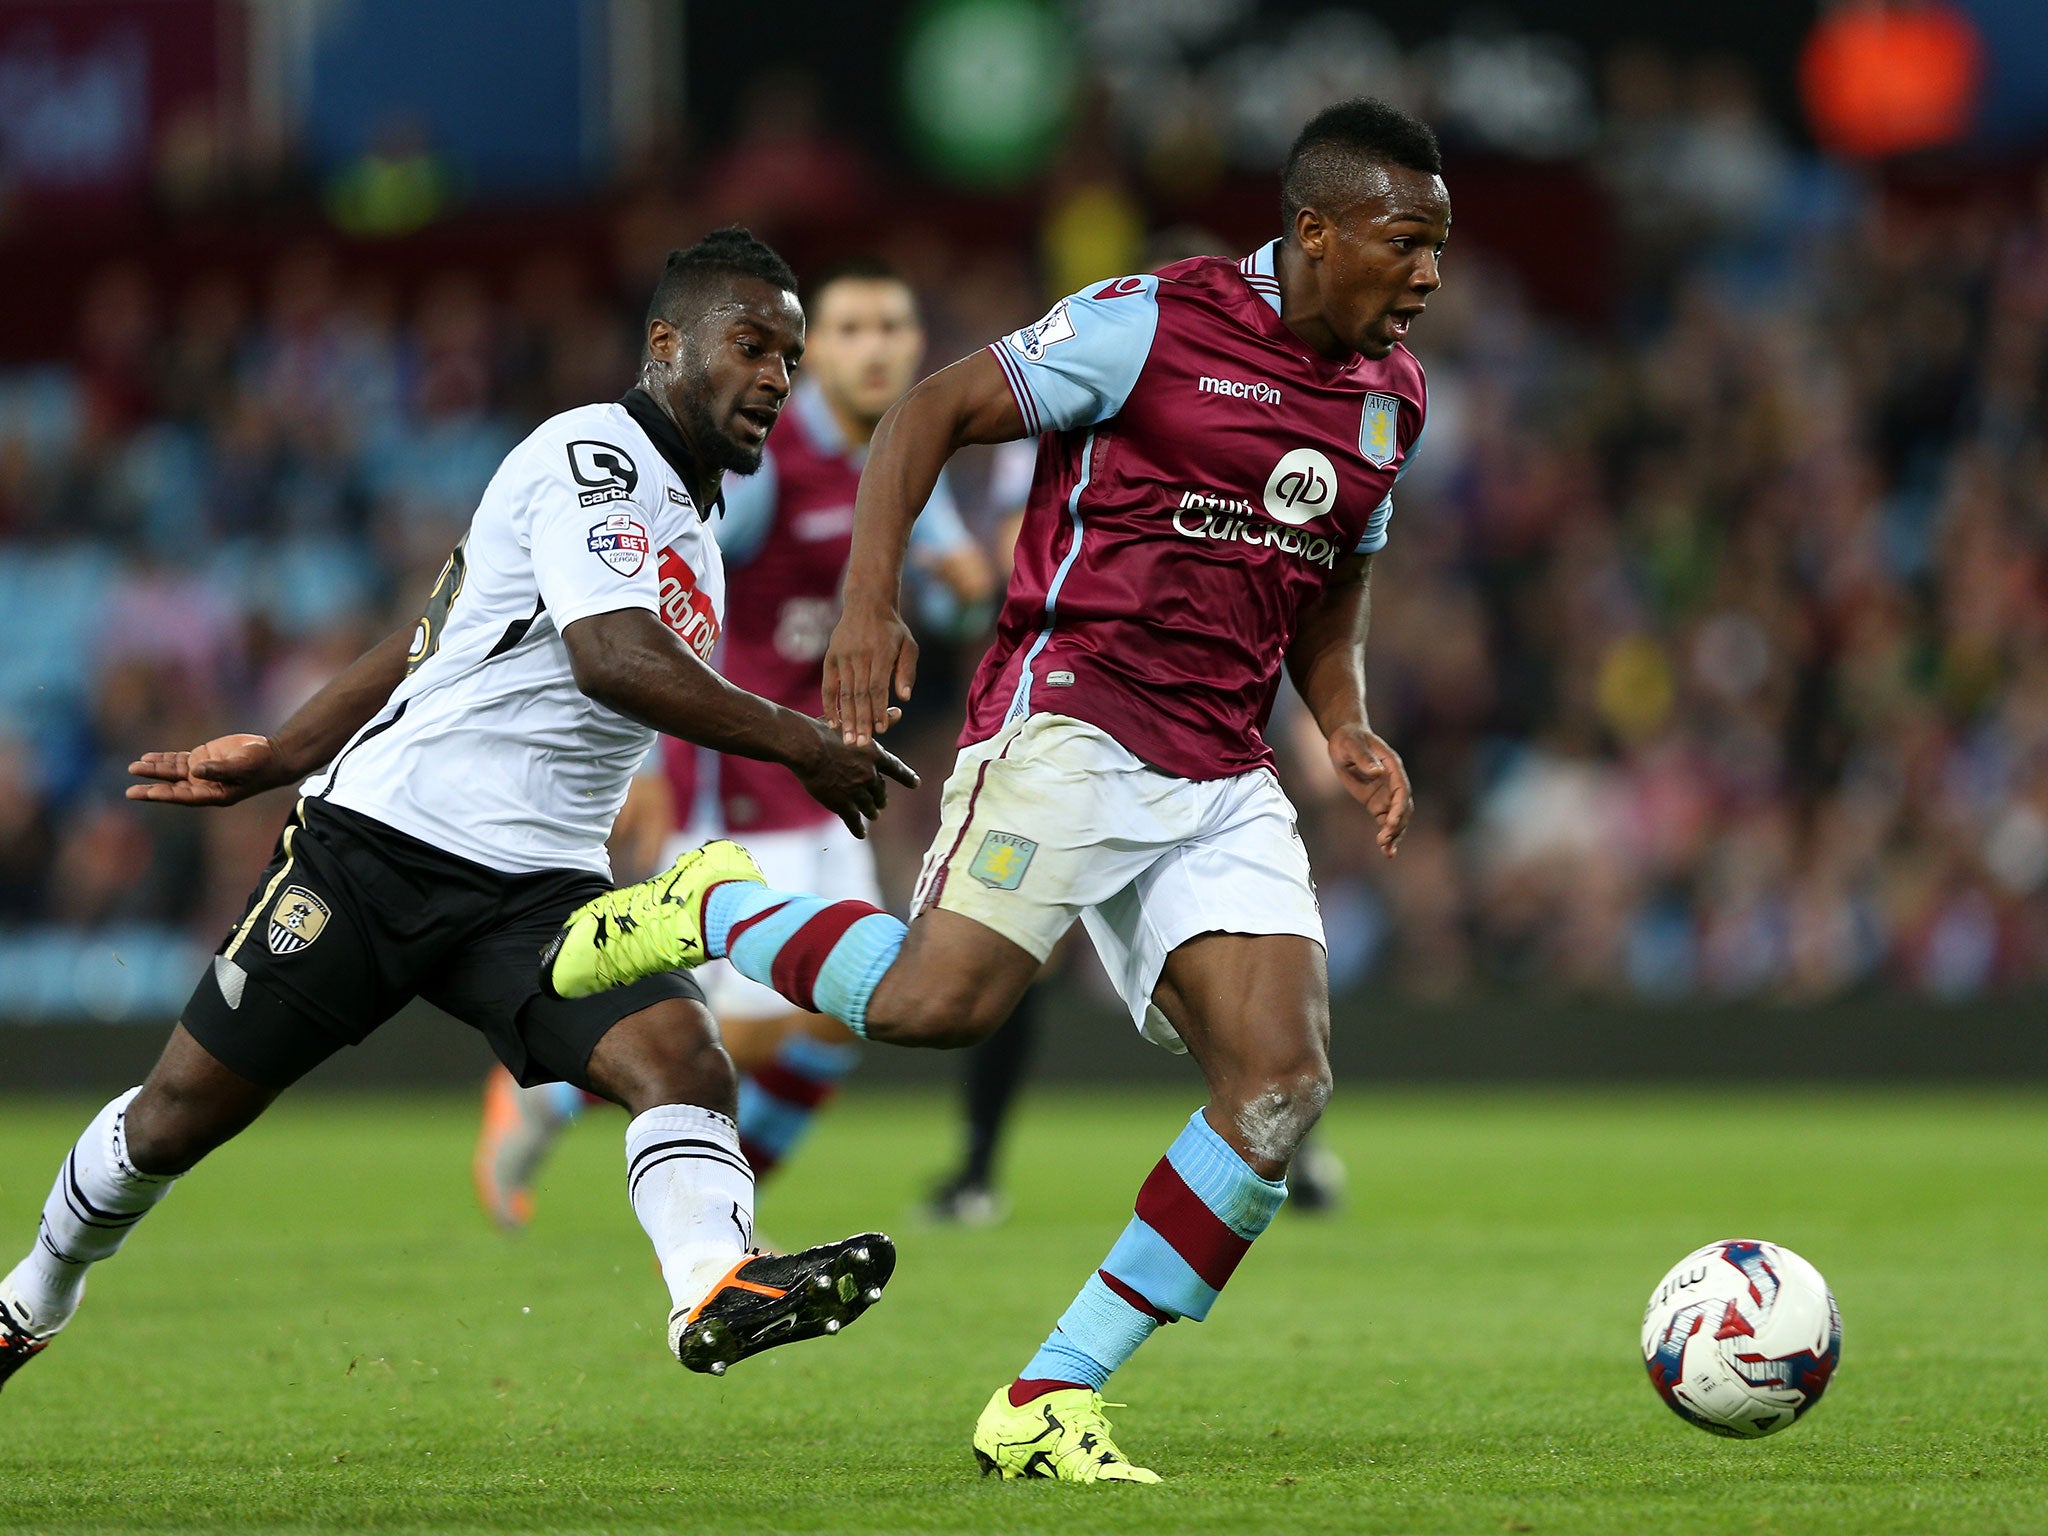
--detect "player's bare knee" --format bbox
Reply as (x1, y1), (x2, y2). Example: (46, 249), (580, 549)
(609, 1050), (736, 1117)
(591, 1001), (737, 1116)
(1224, 1061), (1331, 1171)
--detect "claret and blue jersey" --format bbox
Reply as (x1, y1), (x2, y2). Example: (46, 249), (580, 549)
(971, 240), (1428, 781)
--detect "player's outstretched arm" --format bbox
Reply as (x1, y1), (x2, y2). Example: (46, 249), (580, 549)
(826, 349), (1026, 747)
(1285, 555), (1412, 857)
(564, 608), (917, 839)
(126, 626), (415, 807)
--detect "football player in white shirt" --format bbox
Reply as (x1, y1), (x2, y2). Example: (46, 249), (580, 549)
(0, 228), (913, 1394)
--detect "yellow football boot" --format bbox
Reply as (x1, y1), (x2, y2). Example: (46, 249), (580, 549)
(971, 1386), (1162, 1483)
(541, 839), (764, 999)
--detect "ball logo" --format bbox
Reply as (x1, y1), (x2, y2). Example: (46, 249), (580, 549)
(1263, 447), (1338, 526)
(567, 440), (639, 507)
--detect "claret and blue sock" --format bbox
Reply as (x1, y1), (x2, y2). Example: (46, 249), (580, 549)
(700, 880), (1288, 1402)
(1011, 1109), (1287, 1403)
(704, 882), (904, 1036)
(736, 1030), (861, 1178)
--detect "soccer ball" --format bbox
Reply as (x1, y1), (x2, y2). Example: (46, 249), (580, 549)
(1641, 1239), (1841, 1438)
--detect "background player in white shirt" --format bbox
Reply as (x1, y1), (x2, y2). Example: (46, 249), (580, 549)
(0, 229), (914, 1394)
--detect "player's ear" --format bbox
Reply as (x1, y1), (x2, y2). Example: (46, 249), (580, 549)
(1293, 205), (1330, 260)
(646, 316), (681, 364)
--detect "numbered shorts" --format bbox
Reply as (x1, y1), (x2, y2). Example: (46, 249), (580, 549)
(662, 818), (883, 1022)
(911, 713), (1324, 1046)
(182, 799), (702, 1091)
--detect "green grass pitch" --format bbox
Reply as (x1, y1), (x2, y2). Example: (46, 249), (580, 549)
(1, 1084), (2043, 1535)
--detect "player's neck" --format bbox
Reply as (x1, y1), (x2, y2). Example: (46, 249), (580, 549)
(1274, 240), (1350, 362)
(824, 392), (880, 452)
(629, 380), (723, 512)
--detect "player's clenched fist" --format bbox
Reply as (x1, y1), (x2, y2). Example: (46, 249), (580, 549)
(823, 601), (918, 748)
(1327, 723), (1412, 856)
(127, 733), (292, 807)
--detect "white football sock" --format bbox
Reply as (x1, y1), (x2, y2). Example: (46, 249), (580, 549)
(2, 1088), (176, 1337)
(624, 1104), (755, 1315)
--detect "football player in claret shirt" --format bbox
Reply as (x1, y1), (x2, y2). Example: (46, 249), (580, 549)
(474, 259), (993, 1223)
(548, 98), (1447, 1479)
(0, 229), (917, 1397)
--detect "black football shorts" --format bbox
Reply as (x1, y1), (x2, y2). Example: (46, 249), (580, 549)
(180, 798), (702, 1091)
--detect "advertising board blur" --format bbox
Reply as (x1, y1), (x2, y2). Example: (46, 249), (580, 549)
(0, 0), (229, 217)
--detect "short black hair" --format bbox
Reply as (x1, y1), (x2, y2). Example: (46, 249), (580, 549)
(810, 254), (901, 293)
(645, 225), (798, 330)
(807, 254), (913, 314)
(1282, 98), (1443, 227)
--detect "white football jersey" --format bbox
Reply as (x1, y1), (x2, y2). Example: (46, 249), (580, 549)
(302, 392), (727, 876)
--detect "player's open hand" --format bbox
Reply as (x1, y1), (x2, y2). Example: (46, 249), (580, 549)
(127, 733), (290, 807)
(823, 603), (918, 748)
(1327, 724), (1411, 857)
(797, 719), (921, 839)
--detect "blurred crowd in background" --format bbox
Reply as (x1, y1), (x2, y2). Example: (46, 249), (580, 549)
(0, 8), (2044, 1017)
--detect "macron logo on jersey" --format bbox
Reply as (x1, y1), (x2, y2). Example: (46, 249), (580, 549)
(658, 546), (720, 660)
(1197, 375), (1282, 406)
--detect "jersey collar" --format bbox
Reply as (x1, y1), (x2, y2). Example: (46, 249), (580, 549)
(620, 387), (724, 519)
(790, 379), (852, 458)
(1237, 239), (1372, 383)
(1239, 240), (1284, 318)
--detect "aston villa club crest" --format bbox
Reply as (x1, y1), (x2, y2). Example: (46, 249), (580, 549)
(268, 886), (331, 955)
(969, 831), (1038, 890)
(1360, 392), (1399, 468)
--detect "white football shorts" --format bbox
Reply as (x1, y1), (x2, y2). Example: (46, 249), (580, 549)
(911, 713), (1325, 1049)
(662, 817), (883, 1022)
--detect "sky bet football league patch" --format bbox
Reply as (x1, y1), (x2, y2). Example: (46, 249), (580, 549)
(970, 831), (1037, 890)
(267, 886), (331, 955)
(588, 511), (651, 576)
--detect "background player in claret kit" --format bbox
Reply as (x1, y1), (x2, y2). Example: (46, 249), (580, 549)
(547, 98), (1446, 1480)
(0, 228), (917, 1395)
(474, 259), (994, 1224)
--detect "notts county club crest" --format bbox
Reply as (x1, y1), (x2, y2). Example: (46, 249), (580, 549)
(268, 886), (331, 955)
(1360, 392), (1399, 468)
